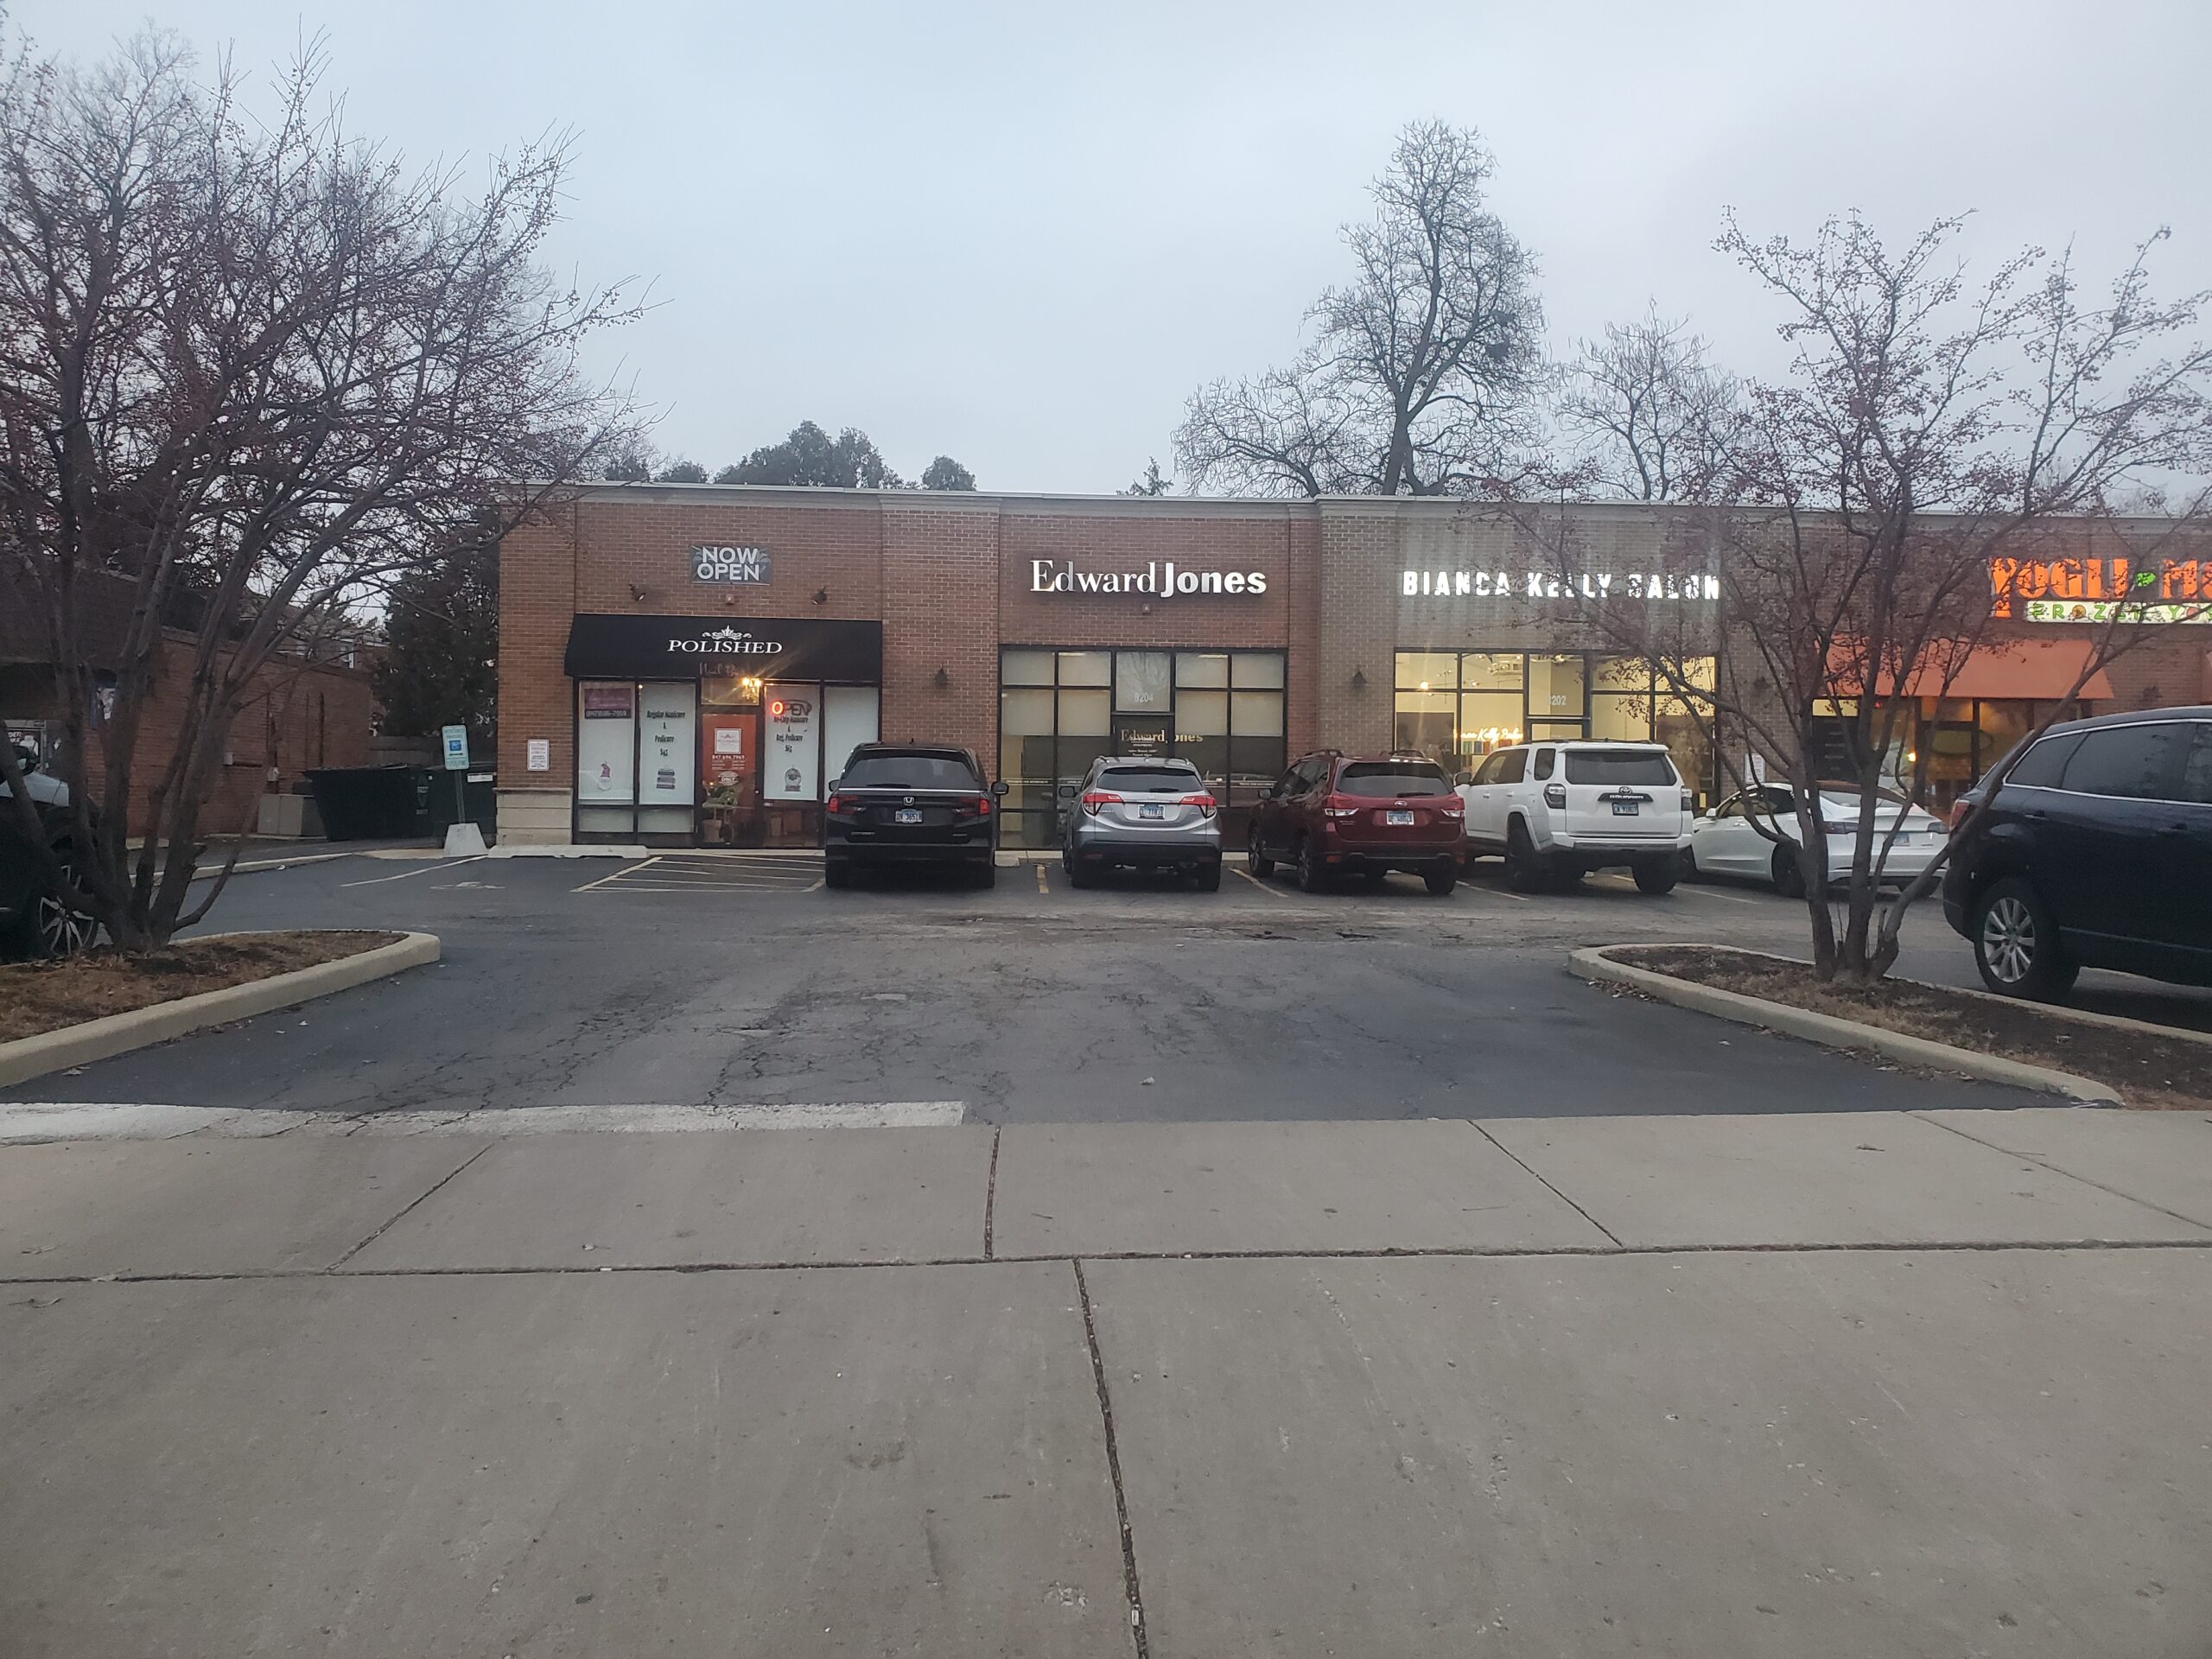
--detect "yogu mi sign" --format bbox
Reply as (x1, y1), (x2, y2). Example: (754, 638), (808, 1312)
(1402, 568), (1719, 601)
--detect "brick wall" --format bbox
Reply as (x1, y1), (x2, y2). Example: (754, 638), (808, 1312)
(9, 645), (377, 840)
(493, 487), (2212, 845)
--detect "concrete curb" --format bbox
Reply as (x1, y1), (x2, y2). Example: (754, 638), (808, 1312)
(1569, 944), (2123, 1106)
(0, 931), (440, 1090)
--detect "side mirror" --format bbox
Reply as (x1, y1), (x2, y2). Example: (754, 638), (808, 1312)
(1055, 782), (1077, 800)
(1453, 771), (1473, 786)
(10, 744), (37, 775)
(990, 780), (1009, 798)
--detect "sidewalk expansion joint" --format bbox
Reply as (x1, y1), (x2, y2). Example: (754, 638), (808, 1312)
(1467, 1119), (1626, 1248)
(10, 1236), (2212, 1290)
(329, 1143), (493, 1268)
(983, 1125), (1001, 1259)
(1072, 1258), (1150, 1659)
(1908, 1111), (2212, 1232)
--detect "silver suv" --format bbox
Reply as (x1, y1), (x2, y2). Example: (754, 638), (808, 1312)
(1058, 756), (1223, 890)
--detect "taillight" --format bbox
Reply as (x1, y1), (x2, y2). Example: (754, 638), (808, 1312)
(1322, 793), (1361, 819)
(1947, 798), (1973, 833)
(1542, 783), (1566, 810)
(1681, 791), (1694, 814)
(1081, 790), (1122, 816)
(824, 794), (846, 815)
(1439, 800), (1463, 818)
(974, 794), (992, 817)
(1179, 792), (1218, 819)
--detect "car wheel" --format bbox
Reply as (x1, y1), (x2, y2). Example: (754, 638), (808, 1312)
(1423, 865), (1456, 897)
(1195, 860), (1222, 893)
(1363, 869), (1390, 888)
(1295, 837), (1328, 893)
(1248, 827), (1274, 878)
(1067, 855), (1096, 889)
(1633, 859), (1679, 895)
(1503, 822), (1542, 893)
(969, 861), (996, 891)
(29, 851), (98, 959)
(823, 856), (850, 889)
(1973, 877), (2077, 1001)
(1770, 844), (1808, 899)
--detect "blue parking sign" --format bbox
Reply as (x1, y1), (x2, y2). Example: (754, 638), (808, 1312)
(442, 724), (469, 771)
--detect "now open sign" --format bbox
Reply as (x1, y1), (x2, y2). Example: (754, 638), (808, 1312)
(691, 544), (771, 583)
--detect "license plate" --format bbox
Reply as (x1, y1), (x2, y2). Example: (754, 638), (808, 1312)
(894, 808), (923, 824)
(1612, 801), (1640, 817)
(1386, 810), (1414, 826)
(1140, 804), (1164, 820)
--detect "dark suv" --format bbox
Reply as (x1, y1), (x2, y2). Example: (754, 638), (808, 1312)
(1248, 752), (1465, 894)
(1942, 707), (2212, 998)
(0, 743), (99, 960)
(822, 743), (1006, 889)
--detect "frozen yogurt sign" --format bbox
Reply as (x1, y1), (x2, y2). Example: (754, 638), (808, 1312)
(1402, 569), (1719, 601)
(1032, 559), (1268, 599)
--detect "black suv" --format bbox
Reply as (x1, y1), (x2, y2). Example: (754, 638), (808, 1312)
(822, 743), (1006, 889)
(1943, 708), (2212, 998)
(0, 742), (99, 960)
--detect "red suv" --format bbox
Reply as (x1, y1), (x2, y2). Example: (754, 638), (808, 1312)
(1247, 752), (1464, 894)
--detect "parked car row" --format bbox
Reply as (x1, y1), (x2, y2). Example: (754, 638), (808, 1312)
(817, 715), (2212, 1011)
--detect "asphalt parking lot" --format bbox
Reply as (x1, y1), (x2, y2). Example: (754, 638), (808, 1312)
(10, 846), (2208, 1121)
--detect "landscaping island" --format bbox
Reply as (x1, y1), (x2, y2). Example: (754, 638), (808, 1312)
(1599, 944), (2212, 1110)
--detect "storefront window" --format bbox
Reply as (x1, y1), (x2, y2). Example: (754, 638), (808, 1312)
(999, 648), (1287, 847)
(1395, 652), (1458, 693)
(1393, 691), (1454, 759)
(1395, 651), (1719, 798)
(1174, 652), (1230, 689)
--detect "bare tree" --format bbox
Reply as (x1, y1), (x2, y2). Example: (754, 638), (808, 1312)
(1176, 121), (1544, 497)
(1511, 212), (2212, 984)
(1554, 303), (1738, 501)
(0, 30), (643, 951)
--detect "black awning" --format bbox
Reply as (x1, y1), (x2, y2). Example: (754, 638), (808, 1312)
(563, 614), (883, 682)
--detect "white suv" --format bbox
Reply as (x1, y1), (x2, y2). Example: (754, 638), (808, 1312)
(1457, 741), (1693, 893)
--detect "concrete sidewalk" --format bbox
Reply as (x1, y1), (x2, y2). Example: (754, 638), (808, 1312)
(4, 1109), (2210, 1656)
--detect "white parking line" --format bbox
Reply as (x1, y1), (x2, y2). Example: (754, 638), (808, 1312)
(1230, 864), (1289, 899)
(1673, 883), (1761, 906)
(340, 855), (485, 887)
(572, 856), (657, 893)
(1034, 863), (1050, 894)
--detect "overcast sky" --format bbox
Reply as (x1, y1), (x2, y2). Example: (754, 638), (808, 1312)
(24, 0), (2212, 494)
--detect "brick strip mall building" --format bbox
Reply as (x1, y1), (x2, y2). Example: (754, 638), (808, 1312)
(495, 486), (2212, 849)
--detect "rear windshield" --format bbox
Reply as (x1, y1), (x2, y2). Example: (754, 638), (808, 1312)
(838, 753), (980, 791)
(1098, 766), (1199, 793)
(1563, 749), (1678, 786)
(1338, 763), (1452, 798)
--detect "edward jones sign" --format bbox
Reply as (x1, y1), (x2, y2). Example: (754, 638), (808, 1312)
(692, 544), (771, 583)
(1031, 559), (1267, 599)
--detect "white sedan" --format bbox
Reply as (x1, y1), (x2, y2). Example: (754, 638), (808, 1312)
(1687, 786), (1948, 896)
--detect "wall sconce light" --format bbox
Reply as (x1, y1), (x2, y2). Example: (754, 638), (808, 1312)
(1351, 666), (1368, 690)
(933, 667), (950, 689)
(628, 582), (648, 602)
(811, 588), (830, 607)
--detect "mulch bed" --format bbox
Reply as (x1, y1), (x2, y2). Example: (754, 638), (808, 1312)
(1612, 944), (2212, 1112)
(0, 931), (403, 1040)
